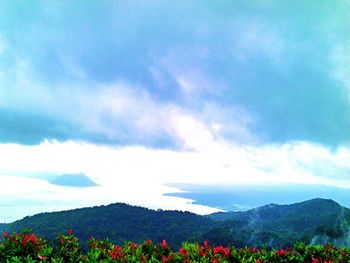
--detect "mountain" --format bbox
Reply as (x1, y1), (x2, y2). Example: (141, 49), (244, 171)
(50, 173), (98, 187)
(205, 198), (350, 247)
(2, 198), (350, 248)
(5, 203), (213, 248)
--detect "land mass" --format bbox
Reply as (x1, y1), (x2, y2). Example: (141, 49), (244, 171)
(2, 198), (349, 248)
(50, 173), (98, 187)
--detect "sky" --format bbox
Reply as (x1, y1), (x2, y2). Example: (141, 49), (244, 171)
(1, 1), (350, 222)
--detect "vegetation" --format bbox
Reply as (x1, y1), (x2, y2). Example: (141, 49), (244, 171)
(3, 198), (350, 250)
(4, 203), (214, 249)
(2, 229), (350, 262)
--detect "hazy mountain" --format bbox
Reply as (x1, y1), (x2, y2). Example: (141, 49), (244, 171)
(205, 198), (350, 247)
(2, 198), (350, 248)
(50, 173), (98, 187)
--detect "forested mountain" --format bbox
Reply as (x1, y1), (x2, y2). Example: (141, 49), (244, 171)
(2, 199), (350, 248)
(4, 203), (213, 248)
(204, 198), (350, 247)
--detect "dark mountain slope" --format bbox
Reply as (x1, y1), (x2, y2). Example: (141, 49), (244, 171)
(3, 198), (350, 248)
(7, 203), (214, 248)
(205, 198), (350, 247)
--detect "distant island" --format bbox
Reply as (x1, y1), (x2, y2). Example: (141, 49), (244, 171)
(49, 173), (98, 187)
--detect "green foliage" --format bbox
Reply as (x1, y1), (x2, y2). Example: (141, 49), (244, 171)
(207, 198), (350, 248)
(2, 230), (350, 262)
(6, 203), (214, 249)
(0, 229), (52, 262)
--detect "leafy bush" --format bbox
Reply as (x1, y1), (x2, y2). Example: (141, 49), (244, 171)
(1, 229), (350, 262)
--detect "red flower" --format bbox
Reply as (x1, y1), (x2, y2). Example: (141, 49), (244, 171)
(275, 248), (286, 256)
(130, 242), (139, 249)
(38, 255), (45, 261)
(67, 228), (73, 235)
(213, 245), (230, 257)
(180, 247), (188, 257)
(162, 239), (167, 248)
(109, 245), (123, 260)
(22, 234), (38, 247)
(2, 231), (7, 239)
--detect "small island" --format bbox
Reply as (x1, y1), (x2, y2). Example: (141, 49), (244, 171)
(50, 173), (98, 187)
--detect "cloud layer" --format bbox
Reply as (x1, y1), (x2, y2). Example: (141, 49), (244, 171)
(0, 1), (350, 147)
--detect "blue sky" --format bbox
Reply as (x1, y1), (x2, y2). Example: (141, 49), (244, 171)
(1, 1), (350, 221)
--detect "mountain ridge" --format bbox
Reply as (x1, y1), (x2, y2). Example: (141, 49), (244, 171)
(2, 198), (349, 248)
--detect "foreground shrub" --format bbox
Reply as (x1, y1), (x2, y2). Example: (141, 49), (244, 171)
(0, 229), (52, 262)
(1, 230), (350, 262)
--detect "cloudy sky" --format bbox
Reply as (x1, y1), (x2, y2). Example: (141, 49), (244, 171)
(1, 1), (350, 222)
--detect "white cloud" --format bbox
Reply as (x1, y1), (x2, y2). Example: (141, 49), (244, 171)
(151, 48), (226, 100)
(330, 43), (350, 95)
(0, 36), (6, 56)
(59, 54), (87, 79)
(0, 57), (254, 147)
(230, 19), (285, 67)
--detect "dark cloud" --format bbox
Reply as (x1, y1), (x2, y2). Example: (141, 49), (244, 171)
(0, 1), (349, 147)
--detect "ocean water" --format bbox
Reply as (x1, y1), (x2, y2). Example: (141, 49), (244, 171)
(0, 175), (219, 223)
(164, 183), (350, 211)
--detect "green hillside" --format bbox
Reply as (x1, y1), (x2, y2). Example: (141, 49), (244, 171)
(3, 198), (350, 249)
(205, 198), (350, 247)
(5, 203), (213, 248)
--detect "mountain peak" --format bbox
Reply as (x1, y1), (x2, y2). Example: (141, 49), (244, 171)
(293, 198), (340, 209)
(50, 173), (98, 187)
